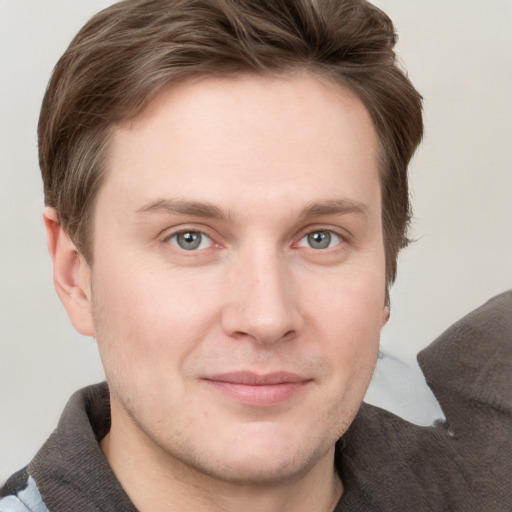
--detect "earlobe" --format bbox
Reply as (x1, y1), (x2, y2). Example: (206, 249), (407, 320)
(43, 207), (95, 337)
(382, 305), (390, 328)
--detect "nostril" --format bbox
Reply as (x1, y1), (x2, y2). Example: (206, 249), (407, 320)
(282, 330), (296, 341)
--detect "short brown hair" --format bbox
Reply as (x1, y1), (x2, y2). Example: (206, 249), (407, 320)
(39, 0), (423, 287)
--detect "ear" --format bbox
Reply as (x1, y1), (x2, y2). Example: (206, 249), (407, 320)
(381, 305), (390, 328)
(43, 207), (95, 337)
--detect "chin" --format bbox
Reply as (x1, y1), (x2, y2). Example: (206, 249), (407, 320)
(193, 448), (325, 487)
(169, 422), (337, 487)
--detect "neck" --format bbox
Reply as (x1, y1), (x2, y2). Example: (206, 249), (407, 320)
(101, 411), (343, 512)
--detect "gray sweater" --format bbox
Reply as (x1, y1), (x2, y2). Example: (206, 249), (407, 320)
(2, 291), (511, 511)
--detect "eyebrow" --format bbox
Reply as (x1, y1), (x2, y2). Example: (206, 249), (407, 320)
(136, 198), (227, 220)
(135, 197), (369, 221)
(299, 199), (369, 220)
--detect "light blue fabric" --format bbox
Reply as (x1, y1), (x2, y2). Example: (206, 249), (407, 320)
(0, 477), (48, 512)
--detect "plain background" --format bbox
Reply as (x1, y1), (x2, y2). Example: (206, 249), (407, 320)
(1, 0), (511, 481)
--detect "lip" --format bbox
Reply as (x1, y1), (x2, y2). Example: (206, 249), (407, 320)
(202, 372), (312, 407)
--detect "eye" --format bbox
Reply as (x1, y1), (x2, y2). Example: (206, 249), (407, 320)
(297, 230), (342, 250)
(167, 231), (214, 251)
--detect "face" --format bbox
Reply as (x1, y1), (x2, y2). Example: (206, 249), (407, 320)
(85, 75), (387, 485)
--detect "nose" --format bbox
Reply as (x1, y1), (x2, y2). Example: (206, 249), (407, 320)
(221, 247), (304, 346)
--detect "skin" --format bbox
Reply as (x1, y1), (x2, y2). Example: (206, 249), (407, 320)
(45, 74), (389, 512)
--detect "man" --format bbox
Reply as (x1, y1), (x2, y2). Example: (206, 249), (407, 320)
(1, 0), (510, 511)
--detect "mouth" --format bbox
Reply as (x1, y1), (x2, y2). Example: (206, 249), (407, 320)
(202, 372), (313, 407)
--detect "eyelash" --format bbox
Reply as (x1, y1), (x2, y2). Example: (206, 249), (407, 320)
(162, 226), (347, 253)
(164, 229), (216, 251)
(296, 229), (344, 250)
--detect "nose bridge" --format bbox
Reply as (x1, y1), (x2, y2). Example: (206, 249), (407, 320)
(222, 241), (302, 344)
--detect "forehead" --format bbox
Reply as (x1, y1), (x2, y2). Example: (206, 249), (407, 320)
(101, 74), (380, 218)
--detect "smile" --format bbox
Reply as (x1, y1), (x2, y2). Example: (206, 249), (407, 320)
(202, 372), (313, 407)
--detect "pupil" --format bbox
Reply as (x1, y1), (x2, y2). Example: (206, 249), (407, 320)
(178, 232), (201, 250)
(308, 231), (331, 249)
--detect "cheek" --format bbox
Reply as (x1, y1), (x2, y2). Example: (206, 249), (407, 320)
(90, 259), (220, 381)
(303, 269), (384, 387)
(307, 269), (386, 340)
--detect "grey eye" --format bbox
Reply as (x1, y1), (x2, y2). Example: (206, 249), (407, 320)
(169, 231), (213, 251)
(307, 231), (332, 249)
(297, 230), (342, 250)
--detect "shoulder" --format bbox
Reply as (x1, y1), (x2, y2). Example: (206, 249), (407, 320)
(0, 468), (49, 512)
(418, 289), (512, 427)
(340, 291), (512, 510)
